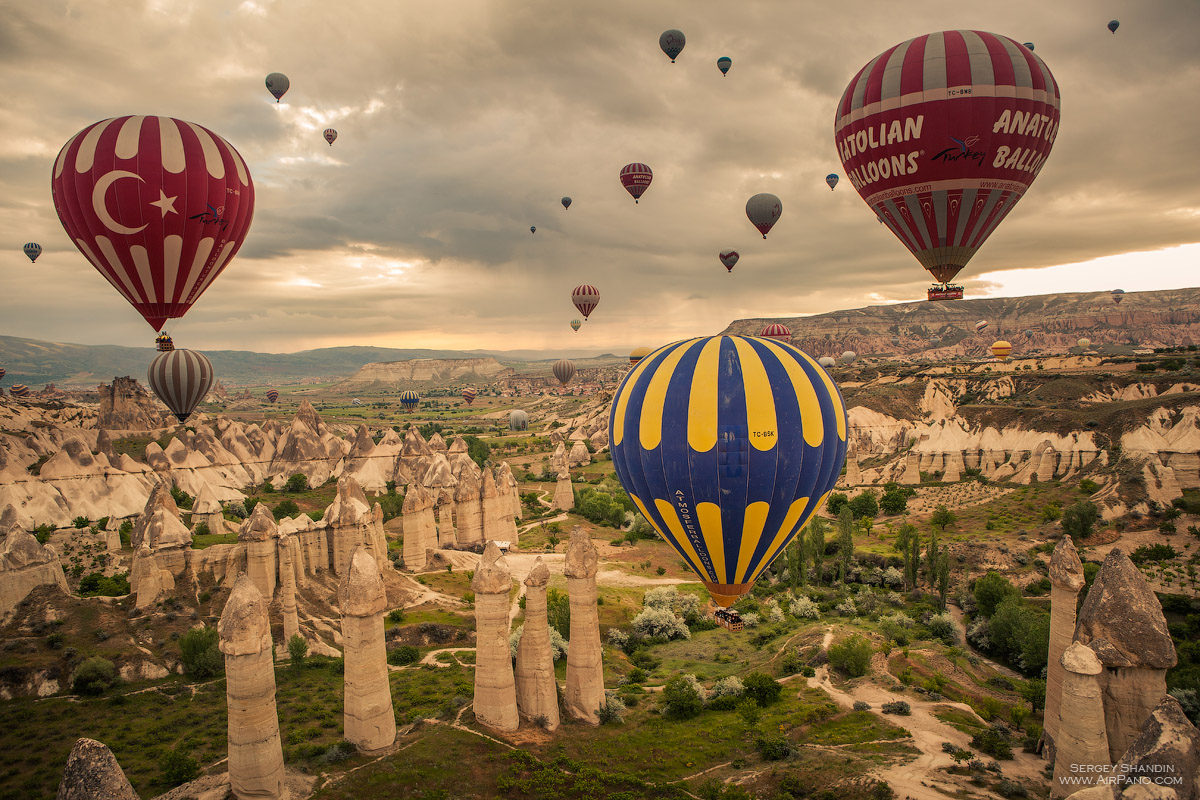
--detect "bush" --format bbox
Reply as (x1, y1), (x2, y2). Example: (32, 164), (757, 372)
(880, 488), (909, 516)
(973, 571), (1019, 618)
(853, 700), (871, 711)
(826, 492), (849, 514)
(971, 726), (1014, 759)
(789, 595), (820, 619)
(288, 634), (308, 666)
(179, 626), (223, 679)
(78, 572), (130, 597)
(754, 732), (793, 761)
(284, 473), (309, 492)
(881, 700), (911, 715)
(828, 634), (872, 678)
(631, 606), (690, 641)
(848, 491), (879, 520)
(387, 608), (406, 625)
(662, 674), (704, 720)
(273, 499), (300, 520)
(712, 676), (745, 698)
(72, 657), (116, 695)
(597, 690), (626, 724)
(34, 524), (54, 544)
(927, 612), (958, 644)
(158, 747), (199, 787)
(742, 672), (782, 706)
(388, 645), (420, 666)
(169, 485), (194, 509)
(1061, 500), (1099, 539)
(72, 515), (90, 529)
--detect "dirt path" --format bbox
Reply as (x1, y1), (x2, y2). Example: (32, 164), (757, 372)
(946, 605), (1022, 679)
(418, 647), (475, 668)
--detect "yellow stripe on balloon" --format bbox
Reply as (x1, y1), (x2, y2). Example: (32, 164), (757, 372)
(730, 337), (777, 452)
(696, 502), (726, 583)
(734, 501), (770, 584)
(640, 339), (702, 450)
(612, 344), (665, 447)
(797, 349), (846, 442)
(687, 337), (723, 453)
(759, 340), (824, 448)
(632, 494), (702, 577)
(752, 496), (812, 583)
(652, 497), (711, 580)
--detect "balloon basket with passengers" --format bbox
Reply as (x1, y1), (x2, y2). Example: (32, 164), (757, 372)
(927, 284), (964, 301)
(712, 607), (745, 632)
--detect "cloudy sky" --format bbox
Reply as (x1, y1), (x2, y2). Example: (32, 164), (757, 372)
(3, 0), (1199, 354)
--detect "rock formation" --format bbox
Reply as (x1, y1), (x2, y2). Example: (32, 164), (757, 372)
(239, 504), (279, 602)
(218, 575), (286, 800)
(564, 527), (603, 724)
(1053, 642), (1110, 798)
(339, 547), (396, 753)
(129, 483), (191, 552)
(322, 475), (387, 574)
(471, 542), (518, 731)
(567, 441), (590, 468)
(1074, 549), (1178, 762)
(514, 557), (559, 730)
(480, 469), (515, 544)
(551, 471), (574, 511)
(191, 482), (225, 535)
(1046, 535), (1087, 759)
(130, 545), (171, 610)
(55, 737), (140, 800)
(401, 482), (435, 571)
(1113, 695), (1200, 800)
(279, 538), (300, 645)
(0, 529), (69, 619)
(453, 467), (483, 545)
(97, 376), (164, 431)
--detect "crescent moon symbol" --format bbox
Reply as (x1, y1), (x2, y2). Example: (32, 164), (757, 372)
(92, 170), (148, 235)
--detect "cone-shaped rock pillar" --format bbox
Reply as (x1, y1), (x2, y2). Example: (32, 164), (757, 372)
(471, 542), (518, 731)
(238, 504), (278, 601)
(551, 471), (574, 511)
(219, 575), (286, 800)
(55, 737), (140, 800)
(339, 547), (396, 753)
(401, 483), (435, 571)
(454, 467), (483, 545)
(279, 537), (300, 645)
(1052, 642), (1110, 798)
(515, 557), (559, 730)
(564, 527), (603, 724)
(1046, 535), (1086, 760)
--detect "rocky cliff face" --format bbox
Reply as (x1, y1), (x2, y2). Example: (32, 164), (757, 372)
(96, 377), (166, 432)
(339, 358), (509, 387)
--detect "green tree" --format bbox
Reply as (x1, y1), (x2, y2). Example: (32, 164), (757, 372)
(930, 504), (957, 532)
(546, 587), (571, 639)
(463, 435), (491, 468)
(848, 491), (879, 520)
(283, 473), (308, 492)
(72, 657), (116, 695)
(287, 634), (308, 667)
(973, 571), (1019, 618)
(925, 528), (940, 587)
(273, 499), (300, 520)
(179, 626), (223, 678)
(787, 531), (807, 589)
(662, 675), (704, 720)
(859, 516), (875, 538)
(828, 634), (873, 678)
(1061, 500), (1100, 540)
(826, 492), (849, 515)
(879, 485), (910, 516)
(742, 672), (783, 706)
(807, 517), (826, 586)
(836, 507), (854, 584)
(159, 747), (200, 787)
(936, 553), (951, 609)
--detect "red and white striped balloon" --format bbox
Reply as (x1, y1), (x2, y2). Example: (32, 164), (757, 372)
(148, 349), (214, 423)
(619, 163), (653, 203)
(51, 116), (255, 331)
(571, 284), (600, 319)
(759, 323), (792, 341)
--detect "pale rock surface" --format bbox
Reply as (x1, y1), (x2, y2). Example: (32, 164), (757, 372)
(1053, 642), (1110, 798)
(239, 504), (279, 601)
(427, 432), (447, 452)
(550, 443), (568, 475)
(471, 542), (518, 731)
(899, 451), (920, 484)
(568, 441), (591, 468)
(191, 482), (226, 535)
(339, 547), (396, 752)
(564, 528), (603, 724)
(96, 377), (164, 431)
(1046, 535), (1087, 760)
(0, 530), (69, 619)
(551, 471), (574, 511)
(496, 462), (521, 520)
(322, 475), (388, 574)
(401, 482), (435, 571)
(130, 546), (170, 610)
(55, 737), (140, 800)
(942, 450), (964, 483)
(480, 469), (515, 544)
(515, 557), (559, 730)
(1113, 695), (1199, 800)
(454, 469), (483, 545)
(279, 538), (300, 644)
(130, 483), (191, 552)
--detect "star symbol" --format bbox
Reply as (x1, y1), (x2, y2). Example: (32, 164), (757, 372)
(148, 189), (178, 218)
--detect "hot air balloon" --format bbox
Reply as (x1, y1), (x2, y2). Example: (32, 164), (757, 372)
(825, 174), (839, 191)
(759, 323), (792, 341)
(835, 31), (1061, 302)
(323, 129), (337, 146)
(530, 226), (536, 234)
(352, 398), (361, 406)
(1023, 42), (1035, 51)
(147, 349), (214, 423)
(1024, 329), (1034, 338)
(717, 56), (732, 76)
(745, 193), (782, 238)
(571, 284), (599, 320)
(0, 367), (5, 381)
(629, 346), (651, 365)
(266, 389), (279, 403)
(561, 197), (572, 210)
(1108, 20), (1119, 34)
(51, 116), (255, 331)
(23, 243), (41, 262)
(660, 30), (686, 62)
(841, 351), (857, 364)
(462, 387), (477, 405)
(818, 356), (837, 369)
(1078, 337), (1092, 349)
(719, 250), (739, 272)
(975, 320), (989, 334)
(1111, 289), (1125, 305)
(619, 163), (653, 203)
(265, 73), (289, 102)
(552, 359), (575, 386)
(400, 390), (419, 412)
(609, 336), (847, 606)
(570, 319), (582, 332)
(509, 410), (529, 431)
(9, 384), (30, 398)
(991, 340), (1013, 360)
(155, 332), (174, 352)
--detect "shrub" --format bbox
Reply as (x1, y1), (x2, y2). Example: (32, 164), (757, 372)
(631, 606), (690, 641)
(388, 645), (420, 666)
(927, 612), (958, 644)
(273, 499), (300, 520)
(158, 747), (200, 787)
(853, 701), (871, 711)
(973, 571), (1019, 617)
(78, 572), (130, 597)
(848, 491), (879, 519)
(881, 700), (911, 715)
(179, 626), (223, 678)
(742, 672), (783, 706)
(736, 697), (761, 726)
(662, 675), (704, 720)
(287, 634), (308, 666)
(169, 485), (194, 509)
(829, 634), (872, 678)
(712, 676), (745, 698)
(597, 690), (626, 724)
(73, 515), (90, 529)
(790, 595), (820, 619)
(72, 657), (116, 695)
(754, 732), (793, 760)
(826, 492), (849, 514)
(1061, 500), (1100, 539)
(34, 524), (54, 544)
(971, 726), (1014, 760)
(284, 473), (309, 493)
(387, 608), (406, 624)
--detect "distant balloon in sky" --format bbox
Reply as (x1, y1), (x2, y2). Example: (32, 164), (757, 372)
(571, 284), (599, 319)
(400, 390), (419, 412)
(9, 383), (30, 398)
(570, 319), (581, 332)
(561, 196), (572, 210)
(266, 389), (279, 403)
(660, 30), (686, 62)
(717, 57), (732, 76)
(619, 163), (653, 203)
(148, 349), (214, 423)
(975, 320), (989, 334)
(719, 250), (739, 272)
(155, 332), (174, 352)
(323, 128), (337, 146)
(759, 323), (792, 341)
(51, 116), (255, 331)
(509, 409), (529, 431)
(23, 243), (41, 262)
(1111, 289), (1125, 305)
(608, 335), (847, 607)
(1108, 20), (1119, 33)
(530, 226), (536, 234)
(0, 368), (6, 381)
(745, 193), (782, 239)
(818, 356), (836, 369)
(1023, 42), (1035, 51)
(834, 31), (1061, 294)
(265, 73), (289, 102)
(991, 340), (1013, 360)
(841, 351), (857, 364)
(825, 174), (839, 191)
(1024, 329), (1034, 338)
(629, 346), (651, 365)
(461, 387), (477, 405)
(552, 358), (575, 386)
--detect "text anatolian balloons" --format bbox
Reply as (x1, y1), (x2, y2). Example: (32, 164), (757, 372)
(620, 163), (653, 203)
(51, 116), (255, 331)
(323, 129), (337, 146)
(23, 243), (41, 262)
(745, 193), (783, 239)
(660, 30), (686, 62)
(148, 349), (214, 423)
(552, 359), (575, 386)
(265, 73), (289, 102)
(718, 250), (739, 272)
(835, 31), (1061, 289)
(571, 284), (599, 319)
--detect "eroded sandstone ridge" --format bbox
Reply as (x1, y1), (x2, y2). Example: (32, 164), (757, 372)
(471, 542), (518, 731)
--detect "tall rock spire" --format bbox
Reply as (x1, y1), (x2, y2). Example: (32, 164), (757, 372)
(515, 557), (559, 730)
(340, 547), (396, 753)
(471, 542), (518, 731)
(1045, 535), (1086, 760)
(564, 527), (603, 724)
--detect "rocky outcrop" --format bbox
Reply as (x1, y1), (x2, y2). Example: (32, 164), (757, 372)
(340, 547), (396, 753)
(322, 475), (387, 574)
(218, 575), (286, 800)
(191, 482), (225, 535)
(130, 545), (172, 610)
(279, 538), (300, 644)
(1114, 695), (1200, 800)
(454, 468), (483, 545)
(564, 528), (603, 724)
(239, 504), (279, 602)
(481, 469), (516, 545)
(515, 557), (559, 730)
(55, 737), (140, 800)
(0, 530), (69, 619)
(551, 471), (574, 511)
(97, 377), (164, 431)
(401, 482), (435, 571)
(130, 483), (191, 552)
(340, 358), (508, 388)
(271, 400), (345, 488)
(1053, 642), (1110, 798)
(567, 441), (591, 468)
(1046, 535), (1087, 760)
(471, 542), (518, 731)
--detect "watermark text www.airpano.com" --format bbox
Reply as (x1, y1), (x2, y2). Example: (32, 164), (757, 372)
(1060, 764), (1182, 787)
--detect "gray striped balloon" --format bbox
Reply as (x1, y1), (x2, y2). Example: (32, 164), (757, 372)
(147, 349), (214, 423)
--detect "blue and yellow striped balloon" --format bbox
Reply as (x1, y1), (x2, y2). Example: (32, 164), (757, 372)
(609, 335), (847, 606)
(400, 390), (419, 412)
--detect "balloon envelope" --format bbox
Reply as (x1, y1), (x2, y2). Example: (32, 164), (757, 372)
(462, 387), (477, 405)
(975, 320), (989, 334)
(759, 323), (792, 341)
(571, 285), (599, 319)
(0, 368), (5, 380)
(719, 250), (739, 272)
(266, 390), (279, 403)
(23, 243), (41, 262)
(991, 340), (1013, 360)
(51, 116), (255, 331)
(1078, 337), (1092, 348)
(509, 410), (529, 431)
(147, 349), (214, 423)
(629, 346), (651, 365)
(1023, 42), (1035, 51)
(9, 383), (30, 398)
(570, 319), (581, 332)
(608, 336), (847, 606)
(552, 359), (575, 386)
(265, 73), (289, 101)
(841, 351), (857, 364)
(659, 29), (686, 62)
(619, 163), (653, 203)
(1108, 20), (1119, 33)
(323, 128), (337, 145)
(835, 31), (1061, 287)
(745, 193), (782, 238)
(818, 356), (837, 368)
(1111, 289), (1125, 305)
(717, 56), (732, 75)
(561, 196), (572, 210)
(825, 174), (839, 190)
(530, 226), (536, 234)
(400, 390), (419, 411)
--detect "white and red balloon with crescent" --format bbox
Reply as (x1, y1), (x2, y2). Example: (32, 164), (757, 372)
(50, 115), (255, 331)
